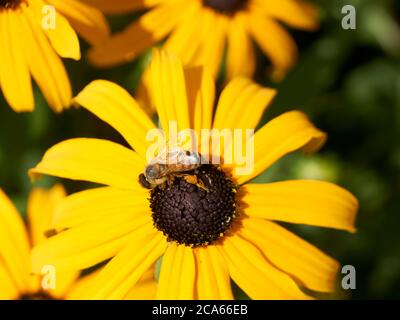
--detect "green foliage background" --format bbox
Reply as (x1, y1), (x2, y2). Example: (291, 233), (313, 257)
(0, 0), (399, 299)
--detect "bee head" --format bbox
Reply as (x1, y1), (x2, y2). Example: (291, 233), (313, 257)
(139, 173), (152, 189)
(145, 165), (158, 179)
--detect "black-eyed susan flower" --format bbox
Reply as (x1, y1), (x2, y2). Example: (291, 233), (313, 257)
(0, 184), (155, 299)
(30, 49), (358, 299)
(0, 0), (109, 112)
(87, 0), (319, 79)
(0, 185), (86, 299)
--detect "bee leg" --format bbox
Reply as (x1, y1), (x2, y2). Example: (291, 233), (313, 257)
(164, 175), (174, 190)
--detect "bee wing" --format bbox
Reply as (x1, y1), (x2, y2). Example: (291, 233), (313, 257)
(187, 152), (203, 165)
(175, 149), (191, 165)
(151, 131), (199, 166)
(176, 130), (196, 151)
(151, 131), (188, 163)
(150, 143), (169, 164)
(151, 145), (180, 165)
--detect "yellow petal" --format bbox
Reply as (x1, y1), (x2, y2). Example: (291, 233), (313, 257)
(89, 229), (166, 299)
(226, 13), (256, 80)
(254, 0), (319, 31)
(0, 10), (34, 112)
(184, 66), (215, 136)
(213, 78), (276, 130)
(27, 184), (66, 246)
(0, 261), (19, 300)
(163, 1), (204, 66)
(20, 6), (71, 112)
(218, 234), (312, 299)
(211, 78), (275, 166)
(0, 189), (31, 293)
(150, 48), (190, 134)
(247, 12), (297, 79)
(65, 266), (156, 300)
(125, 267), (157, 300)
(74, 80), (156, 158)
(88, 1), (185, 67)
(241, 180), (359, 232)
(193, 9), (227, 78)
(65, 270), (99, 300)
(157, 243), (196, 299)
(29, 138), (145, 190)
(135, 69), (155, 115)
(236, 111), (326, 184)
(46, 270), (80, 299)
(80, 0), (164, 14)
(48, 0), (110, 46)
(194, 245), (233, 300)
(53, 186), (149, 230)
(66, 266), (157, 300)
(31, 214), (153, 273)
(239, 217), (340, 292)
(30, 0), (80, 60)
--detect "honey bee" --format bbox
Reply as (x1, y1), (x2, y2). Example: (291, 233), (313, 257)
(139, 146), (203, 189)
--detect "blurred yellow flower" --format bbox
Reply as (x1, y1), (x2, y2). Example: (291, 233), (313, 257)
(0, 185), (84, 299)
(87, 0), (319, 79)
(0, 184), (156, 299)
(30, 49), (358, 299)
(0, 0), (109, 112)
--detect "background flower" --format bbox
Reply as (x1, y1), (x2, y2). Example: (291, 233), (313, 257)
(0, 185), (157, 299)
(0, 0), (109, 112)
(0, 185), (85, 299)
(86, 0), (318, 80)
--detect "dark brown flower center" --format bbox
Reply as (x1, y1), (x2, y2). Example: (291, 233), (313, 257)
(203, 0), (248, 14)
(149, 165), (237, 246)
(19, 291), (55, 300)
(0, 0), (22, 9)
